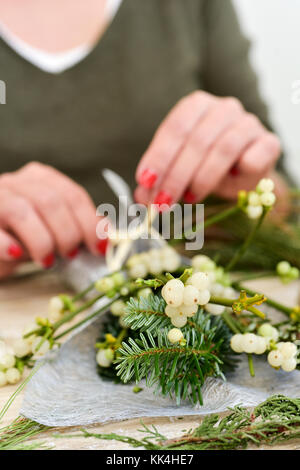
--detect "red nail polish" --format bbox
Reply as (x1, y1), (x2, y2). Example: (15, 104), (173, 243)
(154, 191), (173, 211)
(97, 238), (109, 255)
(230, 165), (240, 177)
(42, 253), (55, 269)
(67, 247), (79, 259)
(139, 169), (157, 189)
(7, 244), (23, 259)
(183, 190), (197, 204)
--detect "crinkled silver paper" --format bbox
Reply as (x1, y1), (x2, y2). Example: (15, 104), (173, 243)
(20, 252), (300, 427)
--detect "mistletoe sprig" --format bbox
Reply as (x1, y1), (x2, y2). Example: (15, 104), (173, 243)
(1, 177), (299, 410)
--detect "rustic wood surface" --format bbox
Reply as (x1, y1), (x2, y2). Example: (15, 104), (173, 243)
(0, 270), (300, 450)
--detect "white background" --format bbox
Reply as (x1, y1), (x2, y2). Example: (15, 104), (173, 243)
(233, 0), (300, 183)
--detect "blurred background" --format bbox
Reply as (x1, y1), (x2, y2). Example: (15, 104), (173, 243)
(234, 0), (300, 184)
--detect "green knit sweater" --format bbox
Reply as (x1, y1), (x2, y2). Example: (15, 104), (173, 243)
(0, 0), (271, 204)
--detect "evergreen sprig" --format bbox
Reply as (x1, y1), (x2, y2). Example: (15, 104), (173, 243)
(123, 294), (169, 335)
(66, 395), (300, 450)
(115, 310), (236, 406)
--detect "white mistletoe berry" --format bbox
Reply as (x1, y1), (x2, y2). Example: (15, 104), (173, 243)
(95, 276), (115, 293)
(268, 350), (283, 367)
(248, 191), (261, 206)
(241, 333), (258, 354)
(255, 337), (267, 355)
(137, 288), (152, 299)
(5, 367), (21, 384)
(260, 192), (276, 207)
(246, 205), (263, 220)
(13, 339), (31, 358)
(167, 328), (184, 344)
(205, 303), (225, 316)
(0, 371), (7, 387)
(96, 349), (113, 368)
(177, 304), (198, 318)
(256, 178), (275, 194)
(258, 323), (279, 342)
(191, 255), (215, 272)
(171, 315), (187, 328)
(277, 261), (291, 276)
(165, 305), (180, 318)
(223, 287), (236, 300)
(197, 289), (211, 306)
(281, 357), (297, 372)
(48, 296), (64, 316)
(148, 259), (163, 275)
(210, 283), (225, 296)
(186, 272), (210, 291)
(230, 334), (244, 353)
(110, 300), (126, 317)
(278, 342), (297, 359)
(183, 285), (200, 306)
(162, 279), (184, 307)
(0, 354), (16, 370)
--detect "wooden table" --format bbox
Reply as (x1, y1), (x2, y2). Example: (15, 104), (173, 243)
(1, 271), (300, 450)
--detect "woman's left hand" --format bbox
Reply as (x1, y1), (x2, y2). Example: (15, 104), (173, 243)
(135, 91), (281, 206)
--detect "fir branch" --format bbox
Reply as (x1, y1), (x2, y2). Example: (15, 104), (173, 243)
(115, 329), (227, 405)
(66, 395), (300, 450)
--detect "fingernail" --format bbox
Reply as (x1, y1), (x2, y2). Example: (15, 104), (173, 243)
(67, 247), (79, 259)
(7, 244), (23, 259)
(42, 253), (55, 269)
(154, 191), (173, 211)
(97, 238), (109, 255)
(230, 165), (240, 177)
(138, 168), (157, 189)
(183, 190), (197, 204)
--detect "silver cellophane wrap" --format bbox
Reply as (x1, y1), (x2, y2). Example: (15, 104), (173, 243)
(20, 251), (300, 427)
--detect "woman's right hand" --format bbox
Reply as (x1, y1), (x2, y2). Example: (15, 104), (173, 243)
(0, 162), (106, 279)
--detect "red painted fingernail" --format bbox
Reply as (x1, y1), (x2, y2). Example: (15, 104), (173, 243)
(7, 244), (23, 259)
(154, 191), (173, 211)
(183, 190), (197, 204)
(67, 247), (79, 259)
(42, 253), (55, 269)
(97, 238), (109, 255)
(138, 169), (158, 189)
(230, 165), (240, 177)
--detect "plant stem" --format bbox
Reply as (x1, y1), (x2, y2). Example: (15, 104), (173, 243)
(232, 282), (292, 318)
(248, 354), (255, 377)
(53, 298), (116, 341)
(210, 295), (265, 319)
(221, 311), (242, 334)
(171, 205), (240, 244)
(71, 282), (95, 302)
(225, 210), (267, 272)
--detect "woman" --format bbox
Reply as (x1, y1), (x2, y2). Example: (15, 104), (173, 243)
(0, 0), (285, 279)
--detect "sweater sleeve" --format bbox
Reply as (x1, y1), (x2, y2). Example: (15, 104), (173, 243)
(202, 0), (270, 126)
(201, 0), (287, 174)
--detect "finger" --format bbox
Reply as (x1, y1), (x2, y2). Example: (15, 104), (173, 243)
(0, 228), (25, 262)
(151, 97), (244, 204)
(0, 188), (55, 266)
(237, 132), (281, 175)
(135, 91), (218, 195)
(9, 183), (82, 258)
(215, 172), (265, 200)
(24, 164), (103, 255)
(189, 114), (265, 201)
